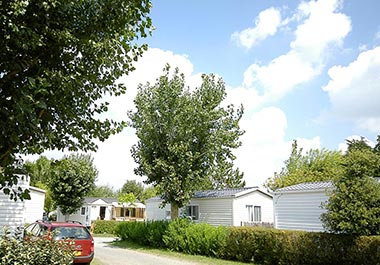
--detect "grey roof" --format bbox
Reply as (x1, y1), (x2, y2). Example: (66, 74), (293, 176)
(84, 197), (118, 204)
(274, 181), (333, 193)
(146, 186), (271, 201)
(193, 187), (259, 198)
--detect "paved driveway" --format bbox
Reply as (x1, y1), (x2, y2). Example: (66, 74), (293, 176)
(94, 237), (198, 265)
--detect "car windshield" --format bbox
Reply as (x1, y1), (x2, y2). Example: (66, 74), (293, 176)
(51, 226), (91, 240)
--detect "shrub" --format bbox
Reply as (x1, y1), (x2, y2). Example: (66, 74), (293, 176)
(0, 235), (74, 265)
(93, 220), (118, 234)
(163, 218), (228, 257)
(115, 220), (169, 248)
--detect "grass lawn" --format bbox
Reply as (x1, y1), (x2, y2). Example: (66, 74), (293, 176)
(110, 240), (250, 265)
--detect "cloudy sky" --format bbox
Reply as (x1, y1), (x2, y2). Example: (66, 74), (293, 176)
(30, 0), (380, 190)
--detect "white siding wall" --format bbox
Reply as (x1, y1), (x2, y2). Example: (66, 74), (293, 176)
(146, 199), (171, 221)
(24, 187), (45, 223)
(0, 192), (25, 231)
(232, 192), (273, 226)
(190, 198), (233, 226)
(274, 191), (329, 232)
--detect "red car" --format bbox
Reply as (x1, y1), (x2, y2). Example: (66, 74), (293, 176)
(24, 220), (94, 264)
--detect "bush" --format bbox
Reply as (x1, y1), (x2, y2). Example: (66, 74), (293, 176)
(0, 235), (74, 265)
(93, 220), (118, 234)
(115, 220), (169, 248)
(163, 218), (228, 257)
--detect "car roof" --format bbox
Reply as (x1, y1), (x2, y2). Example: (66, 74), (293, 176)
(36, 221), (86, 227)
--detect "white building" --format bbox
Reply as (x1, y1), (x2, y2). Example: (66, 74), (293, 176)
(0, 174), (45, 232)
(57, 197), (146, 226)
(273, 181), (333, 232)
(146, 187), (273, 226)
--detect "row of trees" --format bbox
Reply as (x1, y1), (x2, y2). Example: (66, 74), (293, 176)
(266, 136), (380, 236)
(25, 156), (156, 216)
(24, 154), (97, 216)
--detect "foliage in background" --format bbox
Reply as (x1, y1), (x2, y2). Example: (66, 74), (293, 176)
(0, 231), (74, 265)
(129, 65), (245, 218)
(0, 0), (153, 200)
(87, 184), (117, 198)
(322, 136), (380, 236)
(120, 180), (144, 200)
(50, 154), (97, 215)
(265, 140), (344, 191)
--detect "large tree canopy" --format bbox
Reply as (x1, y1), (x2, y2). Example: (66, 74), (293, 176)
(0, 0), (152, 199)
(265, 140), (344, 191)
(129, 66), (245, 219)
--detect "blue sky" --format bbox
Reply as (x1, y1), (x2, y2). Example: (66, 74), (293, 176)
(29, 0), (380, 190)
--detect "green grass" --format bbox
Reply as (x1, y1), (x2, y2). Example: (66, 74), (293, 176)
(110, 240), (251, 265)
(90, 258), (102, 265)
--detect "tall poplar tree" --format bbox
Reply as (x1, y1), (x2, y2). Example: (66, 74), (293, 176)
(129, 66), (245, 219)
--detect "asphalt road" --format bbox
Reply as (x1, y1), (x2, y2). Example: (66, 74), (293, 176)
(94, 237), (198, 265)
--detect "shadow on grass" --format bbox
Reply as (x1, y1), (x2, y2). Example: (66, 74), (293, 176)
(109, 240), (252, 265)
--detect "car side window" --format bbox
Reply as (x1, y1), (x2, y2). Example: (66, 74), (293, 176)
(31, 223), (41, 236)
(24, 224), (36, 236)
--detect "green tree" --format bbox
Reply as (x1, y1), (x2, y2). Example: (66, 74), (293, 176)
(346, 137), (373, 153)
(120, 180), (144, 201)
(140, 185), (158, 204)
(0, 0), (152, 200)
(50, 154), (97, 217)
(24, 156), (52, 186)
(321, 148), (380, 235)
(265, 140), (344, 191)
(129, 66), (245, 219)
(88, 184), (116, 198)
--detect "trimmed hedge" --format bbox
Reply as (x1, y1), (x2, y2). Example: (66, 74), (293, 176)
(115, 220), (380, 265)
(93, 220), (118, 234)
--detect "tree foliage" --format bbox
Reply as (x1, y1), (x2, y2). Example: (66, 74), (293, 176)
(0, 0), (152, 199)
(321, 147), (380, 235)
(87, 184), (116, 198)
(50, 154), (97, 216)
(129, 65), (245, 218)
(120, 180), (144, 200)
(265, 140), (344, 191)
(24, 156), (52, 186)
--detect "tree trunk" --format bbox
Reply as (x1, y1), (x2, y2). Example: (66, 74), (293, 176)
(171, 203), (179, 220)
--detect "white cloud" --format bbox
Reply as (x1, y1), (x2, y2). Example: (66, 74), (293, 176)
(231, 7), (281, 49)
(323, 46), (380, 133)
(241, 0), (351, 102)
(235, 107), (322, 187)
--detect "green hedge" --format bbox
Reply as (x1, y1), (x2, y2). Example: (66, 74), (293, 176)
(115, 220), (380, 265)
(93, 220), (118, 234)
(163, 218), (228, 257)
(115, 220), (169, 248)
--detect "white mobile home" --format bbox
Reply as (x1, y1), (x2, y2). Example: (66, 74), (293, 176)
(0, 174), (45, 232)
(146, 187), (273, 226)
(57, 197), (146, 226)
(273, 181), (333, 232)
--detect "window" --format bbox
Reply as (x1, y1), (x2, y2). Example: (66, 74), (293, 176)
(80, 207), (86, 216)
(254, 206), (261, 222)
(165, 210), (171, 220)
(185, 205), (199, 220)
(247, 205), (261, 222)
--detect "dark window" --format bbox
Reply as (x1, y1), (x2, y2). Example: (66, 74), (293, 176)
(185, 205), (199, 220)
